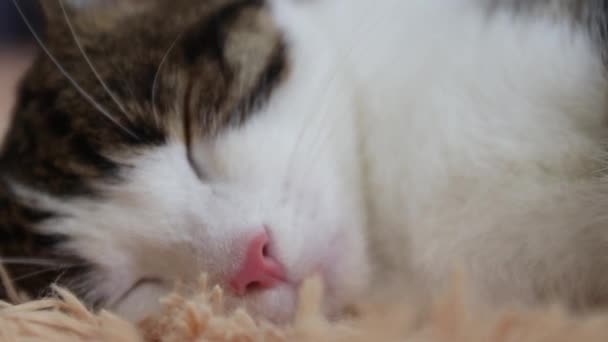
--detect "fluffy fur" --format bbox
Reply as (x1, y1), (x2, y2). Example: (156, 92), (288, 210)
(2, 0), (608, 325)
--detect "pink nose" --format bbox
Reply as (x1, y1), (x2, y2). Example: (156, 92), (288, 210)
(229, 231), (286, 296)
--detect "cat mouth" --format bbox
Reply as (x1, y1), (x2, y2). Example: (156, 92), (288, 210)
(109, 276), (167, 309)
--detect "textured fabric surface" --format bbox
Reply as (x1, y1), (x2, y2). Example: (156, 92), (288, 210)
(3, 275), (608, 342)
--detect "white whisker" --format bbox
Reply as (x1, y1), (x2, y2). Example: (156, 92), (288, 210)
(152, 32), (183, 119)
(284, 4), (382, 188)
(292, 82), (348, 188)
(0, 257), (81, 268)
(58, 0), (136, 132)
(283, 58), (355, 189)
(11, 0), (140, 141)
(11, 265), (79, 282)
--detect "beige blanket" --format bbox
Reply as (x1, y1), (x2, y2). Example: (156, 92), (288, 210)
(2, 273), (608, 342)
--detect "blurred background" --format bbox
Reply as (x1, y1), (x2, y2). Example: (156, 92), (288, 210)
(0, 0), (41, 135)
(0, 1), (40, 45)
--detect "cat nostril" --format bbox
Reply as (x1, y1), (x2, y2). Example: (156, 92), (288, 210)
(246, 281), (262, 292)
(229, 230), (286, 296)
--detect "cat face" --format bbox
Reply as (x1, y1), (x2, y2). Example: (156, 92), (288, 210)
(0, 0), (370, 322)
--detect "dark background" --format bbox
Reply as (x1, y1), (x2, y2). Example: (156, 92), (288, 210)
(0, 1), (41, 46)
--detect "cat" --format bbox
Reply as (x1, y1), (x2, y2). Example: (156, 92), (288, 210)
(1, 0), (608, 323)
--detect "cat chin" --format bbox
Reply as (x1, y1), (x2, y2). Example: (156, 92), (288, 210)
(110, 280), (169, 323)
(226, 285), (299, 324)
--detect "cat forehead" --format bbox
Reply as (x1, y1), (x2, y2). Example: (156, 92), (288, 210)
(0, 0), (289, 196)
(34, 0), (288, 137)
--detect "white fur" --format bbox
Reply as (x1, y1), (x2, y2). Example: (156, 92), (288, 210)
(20, 0), (608, 321)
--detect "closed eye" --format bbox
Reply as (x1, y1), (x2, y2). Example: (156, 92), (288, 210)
(182, 78), (207, 181)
